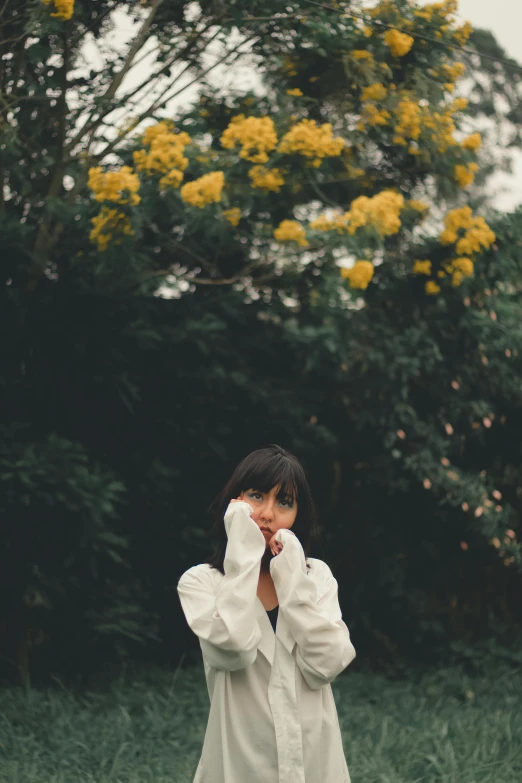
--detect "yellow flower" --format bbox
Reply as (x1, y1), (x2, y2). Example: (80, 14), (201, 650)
(462, 132), (482, 151)
(90, 207), (134, 252)
(273, 220), (308, 247)
(220, 115), (278, 163)
(408, 200), (430, 213)
(425, 280), (441, 295)
(278, 119), (344, 167)
(414, 1), (458, 22)
(413, 260), (432, 275)
(159, 169), (184, 189)
(309, 213), (343, 232)
(442, 61), (466, 82)
(359, 104), (391, 129)
(41, 0), (74, 20)
(455, 162), (479, 188)
(309, 76), (320, 82)
(384, 29), (414, 57)
(349, 190), (404, 236)
(345, 165), (365, 178)
(340, 261), (374, 290)
(449, 257), (474, 286)
(311, 190), (404, 237)
(133, 121), (191, 188)
(180, 171), (225, 208)
(440, 206), (473, 244)
(248, 165), (285, 192)
(350, 50), (374, 61)
(222, 207), (241, 226)
(361, 83), (387, 102)
(88, 166), (141, 205)
(393, 97), (422, 143)
(440, 207), (496, 255)
(451, 97), (468, 112)
(286, 88), (303, 96)
(454, 20), (473, 45)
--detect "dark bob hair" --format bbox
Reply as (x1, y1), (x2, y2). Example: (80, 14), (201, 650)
(205, 444), (320, 575)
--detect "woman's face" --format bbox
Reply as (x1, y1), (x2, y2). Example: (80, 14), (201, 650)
(239, 485), (298, 545)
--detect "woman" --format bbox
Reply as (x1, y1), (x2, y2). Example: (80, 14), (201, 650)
(177, 444), (356, 783)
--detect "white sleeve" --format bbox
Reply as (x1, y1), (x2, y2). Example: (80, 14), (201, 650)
(270, 529), (356, 690)
(177, 500), (266, 672)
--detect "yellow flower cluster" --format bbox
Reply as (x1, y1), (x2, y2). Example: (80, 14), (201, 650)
(393, 97), (422, 145)
(462, 132), (482, 151)
(391, 93), (469, 153)
(384, 29), (414, 57)
(414, 1), (458, 22)
(358, 83), (390, 130)
(180, 171), (225, 208)
(426, 256), (475, 289)
(369, 1), (401, 19)
(90, 207), (134, 252)
(88, 166), (141, 205)
(440, 206), (496, 256)
(341, 261), (374, 290)
(278, 119), (344, 167)
(249, 166), (285, 192)
(222, 207), (242, 226)
(42, 0), (74, 20)
(442, 61), (466, 83)
(273, 220), (308, 247)
(133, 121), (191, 189)
(220, 115), (278, 163)
(362, 83), (387, 102)
(359, 104), (391, 129)
(425, 280), (441, 295)
(350, 50), (374, 61)
(286, 88), (303, 96)
(451, 97), (468, 112)
(413, 260), (432, 275)
(351, 190), (404, 235)
(423, 107), (458, 153)
(447, 256), (474, 286)
(310, 190), (404, 237)
(453, 21), (473, 45)
(454, 162), (479, 188)
(408, 200), (430, 213)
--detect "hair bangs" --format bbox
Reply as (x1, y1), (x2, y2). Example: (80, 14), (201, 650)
(241, 457), (299, 503)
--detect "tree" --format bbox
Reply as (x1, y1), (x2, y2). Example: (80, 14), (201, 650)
(2, 0), (522, 679)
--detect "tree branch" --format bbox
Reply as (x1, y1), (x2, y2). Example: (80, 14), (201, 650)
(65, 0), (166, 154)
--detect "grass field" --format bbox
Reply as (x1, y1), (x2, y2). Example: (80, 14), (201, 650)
(0, 658), (521, 782)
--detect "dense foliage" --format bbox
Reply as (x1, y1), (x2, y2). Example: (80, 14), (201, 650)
(1, 0), (522, 683)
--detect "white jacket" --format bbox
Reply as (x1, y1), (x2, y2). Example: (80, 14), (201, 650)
(177, 500), (356, 783)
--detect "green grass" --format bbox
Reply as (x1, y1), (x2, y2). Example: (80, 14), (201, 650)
(0, 659), (521, 782)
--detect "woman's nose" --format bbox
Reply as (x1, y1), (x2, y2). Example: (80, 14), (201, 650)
(260, 500), (275, 520)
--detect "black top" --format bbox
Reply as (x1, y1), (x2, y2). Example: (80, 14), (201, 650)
(266, 604), (279, 631)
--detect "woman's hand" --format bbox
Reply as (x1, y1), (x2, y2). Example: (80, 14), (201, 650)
(268, 532), (283, 557)
(229, 498), (283, 555)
